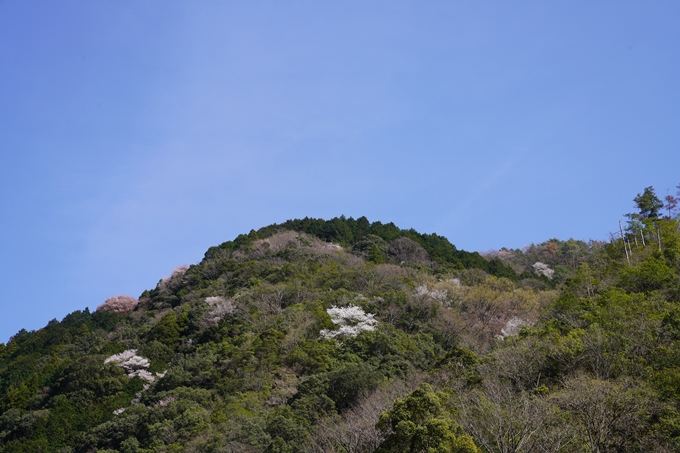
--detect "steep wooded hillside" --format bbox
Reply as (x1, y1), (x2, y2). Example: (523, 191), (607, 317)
(2, 202), (680, 453)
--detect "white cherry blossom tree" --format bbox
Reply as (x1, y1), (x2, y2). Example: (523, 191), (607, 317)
(320, 305), (378, 339)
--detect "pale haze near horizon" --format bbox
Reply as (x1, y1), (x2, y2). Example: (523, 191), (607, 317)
(1, 1), (679, 341)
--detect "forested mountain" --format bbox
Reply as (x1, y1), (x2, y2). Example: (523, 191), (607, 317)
(2, 187), (680, 453)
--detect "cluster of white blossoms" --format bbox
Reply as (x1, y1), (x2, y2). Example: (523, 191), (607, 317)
(107, 351), (169, 415)
(161, 264), (189, 283)
(414, 285), (448, 302)
(96, 295), (139, 315)
(498, 316), (533, 339)
(532, 262), (555, 279)
(104, 349), (158, 383)
(320, 305), (378, 339)
(205, 296), (236, 324)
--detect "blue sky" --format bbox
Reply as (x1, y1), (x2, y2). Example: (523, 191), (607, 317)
(1, 1), (679, 342)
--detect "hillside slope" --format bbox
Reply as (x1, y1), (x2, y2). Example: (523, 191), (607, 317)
(2, 210), (680, 453)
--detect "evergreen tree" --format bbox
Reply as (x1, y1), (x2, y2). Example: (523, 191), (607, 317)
(632, 186), (663, 220)
(377, 384), (479, 453)
(369, 243), (385, 264)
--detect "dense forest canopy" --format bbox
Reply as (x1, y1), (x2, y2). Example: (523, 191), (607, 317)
(2, 185), (680, 453)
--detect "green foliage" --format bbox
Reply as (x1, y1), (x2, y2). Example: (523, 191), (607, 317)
(266, 407), (310, 453)
(267, 436), (294, 453)
(632, 186), (664, 220)
(370, 244), (386, 264)
(327, 363), (383, 411)
(290, 375), (335, 423)
(149, 312), (181, 345)
(119, 436), (140, 453)
(286, 341), (339, 374)
(354, 235), (388, 264)
(138, 341), (174, 373)
(619, 257), (676, 293)
(377, 384), (479, 453)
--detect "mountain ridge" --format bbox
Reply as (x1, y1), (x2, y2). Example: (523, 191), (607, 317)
(2, 198), (680, 452)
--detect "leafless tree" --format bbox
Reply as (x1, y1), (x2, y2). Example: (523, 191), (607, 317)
(387, 237), (431, 265)
(457, 378), (550, 453)
(555, 375), (657, 453)
(251, 284), (291, 315)
(664, 192), (678, 218)
(484, 339), (547, 391)
(581, 326), (619, 380)
(310, 378), (420, 453)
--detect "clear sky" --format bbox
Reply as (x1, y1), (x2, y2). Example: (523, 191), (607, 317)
(1, 1), (679, 342)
